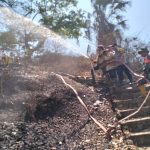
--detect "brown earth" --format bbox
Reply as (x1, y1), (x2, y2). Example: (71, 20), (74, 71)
(0, 64), (135, 150)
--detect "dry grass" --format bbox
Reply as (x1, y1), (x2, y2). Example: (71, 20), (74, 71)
(33, 53), (91, 75)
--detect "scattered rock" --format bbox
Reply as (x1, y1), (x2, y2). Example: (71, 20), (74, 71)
(0, 66), (118, 149)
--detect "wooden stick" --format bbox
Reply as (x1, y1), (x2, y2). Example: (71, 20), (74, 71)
(0, 71), (3, 96)
(0, 76), (2, 95)
(119, 90), (150, 123)
(52, 72), (107, 133)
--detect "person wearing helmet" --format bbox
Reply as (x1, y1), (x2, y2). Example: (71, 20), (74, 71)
(111, 43), (133, 86)
(137, 48), (150, 96)
(138, 48), (150, 81)
(93, 45), (106, 77)
(102, 48), (118, 84)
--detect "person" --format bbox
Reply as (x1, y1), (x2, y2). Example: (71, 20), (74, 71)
(2, 53), (6, 65)
(94, 45), (119, 84)
(137, 48), (150, 96)
(110, 43), (133, 86)
(93, 45), (106, 77)
(139, 48), (150, 80)
(102, 48), (118, 83)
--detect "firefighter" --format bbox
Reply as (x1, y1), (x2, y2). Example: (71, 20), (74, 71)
(138, 48), (150, 96)
(110, 43), (133, 86)
(94, 45), (119, 84)
(93, 45), (106, 77)
(102, 48), (118, 84)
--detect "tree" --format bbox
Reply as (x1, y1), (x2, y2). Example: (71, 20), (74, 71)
(0, 0), (87, 39)
(121, 36), (150, 72)
(0, 9), (49, 59)
(0, 30), (17, 50)
(90, 0), (131, 46)
(21, 30), (46, 60)
(0, 20), (45, 59)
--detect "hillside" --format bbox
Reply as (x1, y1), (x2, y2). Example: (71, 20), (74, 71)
(0, 64), (116, 150)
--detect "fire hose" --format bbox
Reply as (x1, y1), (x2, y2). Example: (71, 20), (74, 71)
(122, 63), (144, 78)
(52, 72), (108, 134)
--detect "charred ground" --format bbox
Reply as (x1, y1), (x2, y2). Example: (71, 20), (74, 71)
(0, 60), (136, 150)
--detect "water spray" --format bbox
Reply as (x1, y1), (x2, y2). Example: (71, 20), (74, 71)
(1, 7), (144, 84)
(0, 7), (97, 84)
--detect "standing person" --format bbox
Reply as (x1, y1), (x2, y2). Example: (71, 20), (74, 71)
(93, 45), (106, 77)
(111, 43), (133, 85)
(138, 48), (150, 96)
(139, 48), (150, 80)
(2, 53), (6, 65)
(103, 49), (118, 84)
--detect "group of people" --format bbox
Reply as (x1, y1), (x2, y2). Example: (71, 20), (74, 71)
(0, 52), (20, 66)
(93, 43), (150, 95)
(93, 43), (133, 86)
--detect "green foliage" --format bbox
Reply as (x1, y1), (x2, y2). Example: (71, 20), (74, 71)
(0, 30), (17, 50)
(0, 0), (16, 7)
(121, 36), (149, 72)
(0, 0), (87, 39)
(90, 0), (131, 45)
(0, 24), (45, 58)
(17, 30), (46, 59)
(40, 8), (86, 38)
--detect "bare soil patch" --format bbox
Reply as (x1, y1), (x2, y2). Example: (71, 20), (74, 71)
(0, 65), (116, 150)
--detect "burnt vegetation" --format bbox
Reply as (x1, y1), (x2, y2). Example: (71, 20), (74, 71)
(0, 54), (117, 149)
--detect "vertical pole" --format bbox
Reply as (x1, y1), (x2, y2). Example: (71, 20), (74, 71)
(90, 63), (96, 84)
(0, 72), (3, 96)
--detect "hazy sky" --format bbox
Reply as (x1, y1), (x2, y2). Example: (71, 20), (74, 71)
(78, 0), (150, 41)
(125, 0), (150, 41)
(75, 0), (150, 53)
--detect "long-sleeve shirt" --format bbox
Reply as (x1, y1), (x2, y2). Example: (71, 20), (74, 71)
(95, 54), (105, 66)
(104, 51), (120, 71)
(143, 55), (150, 80)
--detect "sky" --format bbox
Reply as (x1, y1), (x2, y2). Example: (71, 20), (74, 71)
(125, 0), (150, 42)
(78, 0), (150, 40)
(75, 0), (150, 53)
(1, 0), (150, 56)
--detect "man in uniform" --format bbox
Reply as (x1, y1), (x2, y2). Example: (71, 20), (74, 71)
(138, 47), (150, 96)
(93, 45), (106, 77)
(111, 43), (133, 86)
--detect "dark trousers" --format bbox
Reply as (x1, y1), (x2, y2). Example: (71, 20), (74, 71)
(116, 64), (133, 83)
(106, 68), (117, 80)
(93, 65), (99, 70)
(93, 65), (106, 76)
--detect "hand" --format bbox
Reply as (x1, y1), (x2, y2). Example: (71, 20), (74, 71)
(93, 61), (97, 64)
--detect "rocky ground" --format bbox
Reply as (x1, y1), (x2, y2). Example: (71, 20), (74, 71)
(0, 65), (136, 150)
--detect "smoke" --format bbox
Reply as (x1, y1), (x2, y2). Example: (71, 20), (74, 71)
(0, 7), (89, 59)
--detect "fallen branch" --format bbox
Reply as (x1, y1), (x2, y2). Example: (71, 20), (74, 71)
(52, 72), (107, 133)
(119, 90), (150, 123)
(0, 71), (3, 96)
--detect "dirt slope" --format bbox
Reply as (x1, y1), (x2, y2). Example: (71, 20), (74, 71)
(0, 66), (116, 150)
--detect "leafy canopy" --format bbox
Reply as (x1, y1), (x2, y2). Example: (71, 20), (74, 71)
(0, 30), (17, 50)
(90, 0), (131, 45)
(0, 0), (87, 39)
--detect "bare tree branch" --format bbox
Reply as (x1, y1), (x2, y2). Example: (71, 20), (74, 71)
(32, 12), (39, 20)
